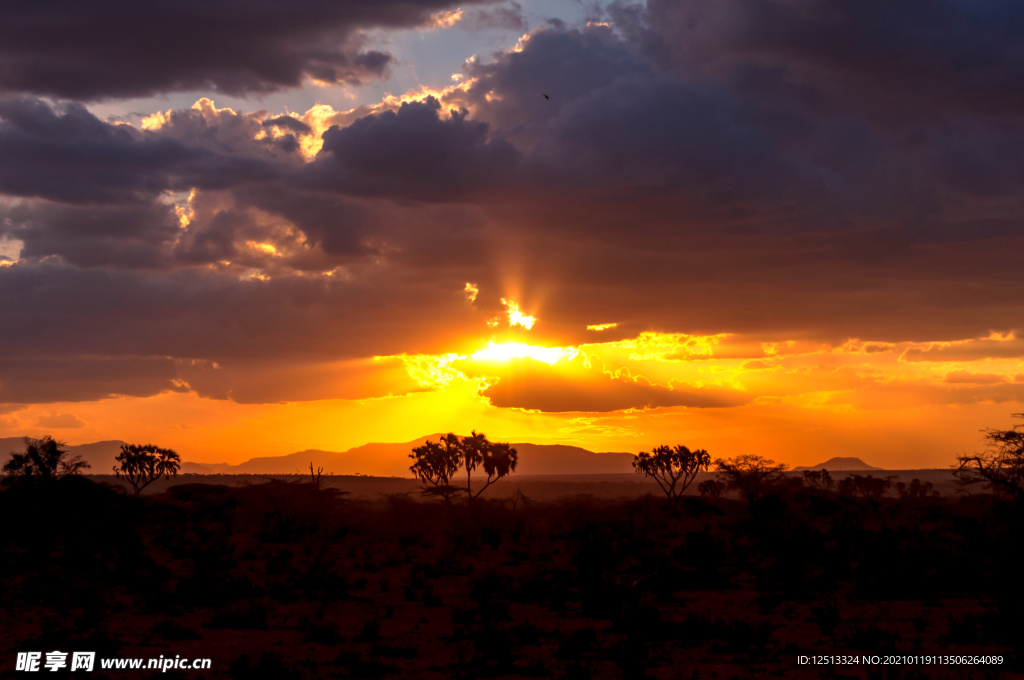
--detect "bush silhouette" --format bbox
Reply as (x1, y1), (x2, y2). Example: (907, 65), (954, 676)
(2, 436), (88, 484)
(895, 478), (938, 499)
(837, 474), (892, 500)
(802, 468), (833, 491)
(698, 478), (725, 498)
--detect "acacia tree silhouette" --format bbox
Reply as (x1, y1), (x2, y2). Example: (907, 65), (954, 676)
(460, 431), (517, 500)
(410, 431), (518, 502)
(1, 436), (89, 483)
(632, 445), (711, 508)
(802, 468), (834, 491)
(113, 443), (180, 496)
(714, 454), (788, 502)
(410, 433), (463, 503)
(954, 413), (1024, 505)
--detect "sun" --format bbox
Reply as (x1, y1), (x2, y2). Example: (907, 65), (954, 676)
(470, 341), (577, 365)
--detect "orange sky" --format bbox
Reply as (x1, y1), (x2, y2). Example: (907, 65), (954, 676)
(3, 303), (1021, 468)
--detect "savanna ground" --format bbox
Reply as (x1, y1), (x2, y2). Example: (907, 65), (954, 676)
(2, 472), (1020, 679)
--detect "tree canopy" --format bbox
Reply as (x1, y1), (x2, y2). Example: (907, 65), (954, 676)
(954, 413), (1024, 505)
(714, 454), (788, 502)
(409, 433), (464, 503)
(632, 445), (711, 508)
(410, 431), (517, 502)
(113, 443), (181, 496)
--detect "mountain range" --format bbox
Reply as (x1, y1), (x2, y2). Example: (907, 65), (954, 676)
(792, 457), (881, 471)
(0, 435), (638, 477)
(1, 436), (887, 477)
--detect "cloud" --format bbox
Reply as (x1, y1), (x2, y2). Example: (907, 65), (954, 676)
(904, 336), (1024, 362)
(0, 258), (494, 377)
(2, 2), (1024, 407)
(460, 3), (527, 32)
(626, 0), (1024, 120)
(0, 98), (281, 206)
(943, 371), (1007, 385)
(263, 115), (313, 135)
(175, 356), (426, 404)
(0, 355), (185, 404)
(452, 352), (748, 413)
(834, 381), (1024, 410)
(0, 0), (495, 100)
(1, 200), (180, 269)
(479, 358), (746, 412)
(35, 412), (85, 429)
(307, 97), (520, 201)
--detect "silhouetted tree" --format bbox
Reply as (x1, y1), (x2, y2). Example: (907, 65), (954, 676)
(410, 431), (518, 502)
(802, 469), (834, 492)
(113, 443), (180, 496)
(2, 436), (88, 483)
(698, 478), (725, 499)
(954, 414), (1024, 505)
(714, 454), (788, 502)
(632, 445), (711, 508)
(460, 431), (518, 500)
(410, 433), (463, 503)
(309, 462), (324, 490)
(837, 474), (892, 500)
(895, 478), (938, 499)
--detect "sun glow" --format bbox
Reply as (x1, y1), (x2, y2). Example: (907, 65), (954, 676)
(470, 341), (576, 365)
(501, 298), (536, 329)
(428, 8), (463, 29)
(246, 241), (280, 256)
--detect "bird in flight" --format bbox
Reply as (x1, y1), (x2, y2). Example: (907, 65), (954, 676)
(542, 93), (550, 100)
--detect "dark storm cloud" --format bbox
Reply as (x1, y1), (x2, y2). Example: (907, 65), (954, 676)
(0, 0), (494, 100)
(0, 99), (281, 205)
(4, 0), (1024, 405)
(307, 98), (520, 201)
(0, 356), (185, 404)
(0, 200), (179, 269)
(0, 261), (483, 363)
(625, 0), (1024, 119)
(175, 357), (424, 404)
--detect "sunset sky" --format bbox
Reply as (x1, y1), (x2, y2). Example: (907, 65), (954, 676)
(2, 0), (1023, 468)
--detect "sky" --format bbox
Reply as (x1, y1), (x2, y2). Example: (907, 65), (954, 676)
(2, 0), (1024, 468)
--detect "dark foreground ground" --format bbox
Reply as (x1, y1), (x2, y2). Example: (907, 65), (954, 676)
(2, 475), (1021, 679)
(81, 468), (966, 501)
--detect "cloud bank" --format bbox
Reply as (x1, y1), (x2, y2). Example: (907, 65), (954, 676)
(2, 0), (1023, 410)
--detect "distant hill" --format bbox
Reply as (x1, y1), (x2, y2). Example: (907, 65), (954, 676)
(180, 435), (637, 477)
(3, 434), (636, 478)
(793, 456), (882, 472)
